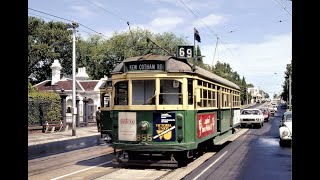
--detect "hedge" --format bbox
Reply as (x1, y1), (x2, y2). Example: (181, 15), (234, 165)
(28, 91), (62, 126)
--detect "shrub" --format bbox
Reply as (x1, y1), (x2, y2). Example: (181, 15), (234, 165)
(28, 91), (61, 125)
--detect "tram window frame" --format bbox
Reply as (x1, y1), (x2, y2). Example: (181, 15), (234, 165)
(132, 80), (156, 105)
(188, 79), (193, 105)
(159, 79), (182, 105)
(114, 81), (128, 105)
(197, 80), (217, 108)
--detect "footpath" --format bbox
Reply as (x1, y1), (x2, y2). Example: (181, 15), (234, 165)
(28, 103), (256, 160)
(28, 125), (104, 160)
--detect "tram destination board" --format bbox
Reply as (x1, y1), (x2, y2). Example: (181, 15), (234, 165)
(125, 61), (165, 72)
(176, 45), (194, 58)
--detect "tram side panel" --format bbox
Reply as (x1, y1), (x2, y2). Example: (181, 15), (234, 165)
(195, 111), (219, 144)
(232, 109), (241, 128)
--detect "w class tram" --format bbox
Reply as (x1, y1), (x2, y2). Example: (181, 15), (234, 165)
(99, 52), (241, 167)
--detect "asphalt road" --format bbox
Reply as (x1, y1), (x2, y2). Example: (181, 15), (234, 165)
(183, 104), (292, 180)
(28, 102), (291, 180)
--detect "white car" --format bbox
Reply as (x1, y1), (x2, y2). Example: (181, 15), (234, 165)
(279, 111), (292, 146)
(268, 105), (277, 115)
(240, 109), (264, 128)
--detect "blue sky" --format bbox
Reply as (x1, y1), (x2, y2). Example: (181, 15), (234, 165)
(28, 0), (292, 97)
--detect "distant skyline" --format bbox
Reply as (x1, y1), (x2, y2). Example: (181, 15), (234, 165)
(28, 0), (292, 97)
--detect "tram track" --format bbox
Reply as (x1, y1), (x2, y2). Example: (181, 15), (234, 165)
(29, 128), (250, 180)
(28, 145), (114, 176)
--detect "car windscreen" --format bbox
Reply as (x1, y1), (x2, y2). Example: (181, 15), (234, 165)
(285, 114), (292, 122)
(241, 110), (262, 115)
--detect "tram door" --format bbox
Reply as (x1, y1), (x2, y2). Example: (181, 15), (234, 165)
(216, 88), (221, 132)
(101, 88), (113, 142)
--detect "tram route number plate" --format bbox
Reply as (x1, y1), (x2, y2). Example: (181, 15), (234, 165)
(176, 45), (194, 58)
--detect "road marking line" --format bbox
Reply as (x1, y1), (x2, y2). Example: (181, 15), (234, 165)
(192, 151), (228, 180)
(51, 160), (112, 180)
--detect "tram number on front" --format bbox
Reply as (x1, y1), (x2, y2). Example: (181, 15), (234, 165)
(177, 46), (194, 58)
(137, 134), (153, 141)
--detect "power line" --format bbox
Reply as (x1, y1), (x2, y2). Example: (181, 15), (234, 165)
(83, 0), (173, 55)
(274, 0), (292, 16)
(84, 0), (128, 23)
(178, 0), (237, 61)
(28, 8), (108, 38)
(28, 8), (73, 23)
(83, 0), (141, 30)
(28, 12), (93, 38)
(28, 12), (56, 21)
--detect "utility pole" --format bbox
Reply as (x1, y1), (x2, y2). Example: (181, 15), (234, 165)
(246, 88), (249, 105)
(68, 21), (79, 136)
(289, 74), (292, 108)
(212, 37), (218, 67)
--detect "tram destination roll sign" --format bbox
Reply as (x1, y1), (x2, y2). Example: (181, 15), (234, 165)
(125, 61), (165, 72)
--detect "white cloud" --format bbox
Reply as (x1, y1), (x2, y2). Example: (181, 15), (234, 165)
(193, 14), (226, 28)
(150, 17), (184, 30)
(201, 32), (291, 93)
(70, 5), (96, 18)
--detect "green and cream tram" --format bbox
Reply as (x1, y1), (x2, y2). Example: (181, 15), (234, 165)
(99, 54), (241, 167)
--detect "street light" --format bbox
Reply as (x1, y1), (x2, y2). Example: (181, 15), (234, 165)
(67, 21), (79, 136)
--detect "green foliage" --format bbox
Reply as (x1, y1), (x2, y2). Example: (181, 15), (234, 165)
(281, 61), (292, 101)
(28, 81), (38, 92)
(76, 28), (189, 79)
(28, 91), (61, 125)
(28, 16), (72, 84)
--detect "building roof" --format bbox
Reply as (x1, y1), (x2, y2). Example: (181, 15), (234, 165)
(78, 80), (99, 91)
(34, 79), (99, 92)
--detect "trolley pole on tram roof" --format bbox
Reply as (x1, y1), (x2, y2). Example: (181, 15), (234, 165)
(68, 21), (79, 136)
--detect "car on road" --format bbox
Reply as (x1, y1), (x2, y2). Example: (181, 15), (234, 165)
(240, 108), (264, 128)
(279, 111), (292, 146)
(260, 108), (271, 122)
(268, 104), (277, 116)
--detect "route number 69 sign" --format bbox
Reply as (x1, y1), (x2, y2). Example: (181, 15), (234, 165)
(176, 46), (194, 58)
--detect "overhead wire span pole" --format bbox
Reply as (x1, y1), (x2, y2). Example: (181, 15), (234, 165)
(68, 21), (79, 136)
(212, 37), (218, 67)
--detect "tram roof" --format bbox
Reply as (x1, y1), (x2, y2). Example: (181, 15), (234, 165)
(112, 54), (240, 90)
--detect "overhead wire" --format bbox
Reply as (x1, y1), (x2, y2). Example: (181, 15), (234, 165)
(83, 0), (175, 55)
(84, 0), (128, 23)
(273, 0), (292, 16)
(28, 8), (108, 38)
(178, 0), (237, 61)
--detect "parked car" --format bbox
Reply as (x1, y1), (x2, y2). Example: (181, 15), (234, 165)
(279, 111), (292, 146)
(260, 108), (271, 122)
(240, 109), (264, 128)
(268, 105), (275, 116)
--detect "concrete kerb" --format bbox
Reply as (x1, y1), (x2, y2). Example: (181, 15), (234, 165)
(28, 134), (104, 160)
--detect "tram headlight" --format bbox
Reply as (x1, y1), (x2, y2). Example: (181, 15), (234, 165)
(139, 121), (150, 133)
(177, 114), (183, 121)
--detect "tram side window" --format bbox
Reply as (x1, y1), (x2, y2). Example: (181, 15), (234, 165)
(101, 93), (105, 107)
(114, 81), (128, 105)
(188, 79), (193, 105)
(160, 80), (182, 105)
(132, 80), (155, 105)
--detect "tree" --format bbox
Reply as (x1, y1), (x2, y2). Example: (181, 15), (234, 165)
(28, 16), (72, 84)
(281, 61), (292, 101)
(196, 45), (203, 64)
(76, 28), (189, 79)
